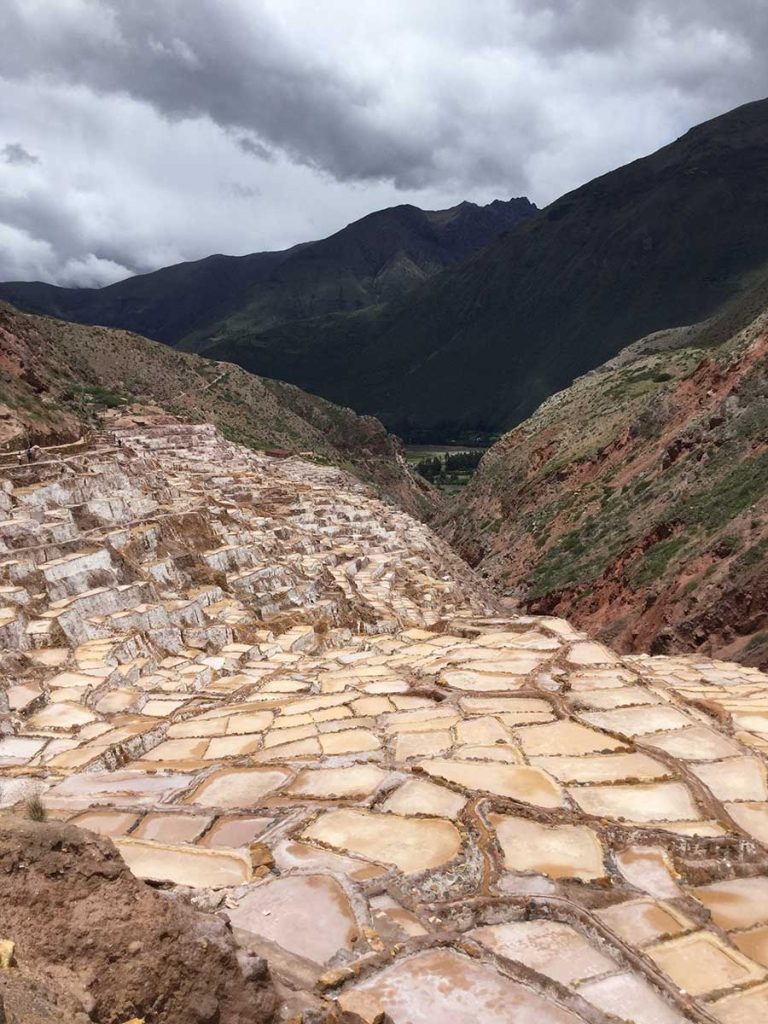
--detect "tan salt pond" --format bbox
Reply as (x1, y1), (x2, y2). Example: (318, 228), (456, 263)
(568, 667), (638, 690)
(459, 696), (552, 716)
(202, 734), (266, 759)
(285, 764), (387, 799)
(470, 920), (616, 985)
(225, 711), (274, 733)
(319, 728), (381, 755)
(724, 801), (768, 843)
(709, 982), (768, 1024)
(595, 898), (692, 947)
(165, 716), (222, 741)
(94, 689), (138, 714)
(489, 813), (605, 880)
(571, 686), (659, 709)
(455, 716), (511, 745)
(647, 931), (766, 996)
(514, 720), (624, 756)
(132, 812), (211, 844)
(530, 752), (668, 784)
(226, 874), (359, 965)
(302, 807), (460, 874)
(44, 769), (195, 809)
(691, 756), (768, 802)
(578, 972), (686, 1024)
(731, 927), (768, 969)
(691, 877), (768, 931)
(116, 838), (251, 888)
(569, 781), (700, 822)
(27, 702), (97, 730)
(418, 758), (563, 808)
(439, 669), (526, 692)
(615, 846), (681, 898)
(454, 744), (522, 763)
(142, 737), (210, 761)
(200, 815), (272, 849)
(641, 726), (743, 761)
(393, 730), (453, 760)
(68, 810), (138, 837)
(381, 778), (467, 818)
(567, 641), (618, 665)
(580, 704), (692, 736)
(187, 766), (292, 807)
(338, 948), (583, 1024)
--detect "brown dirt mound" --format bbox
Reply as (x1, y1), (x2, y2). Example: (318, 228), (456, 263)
(0, 817), (278, 1024)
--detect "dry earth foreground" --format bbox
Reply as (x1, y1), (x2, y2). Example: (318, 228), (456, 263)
(3, 426), (768, 1022)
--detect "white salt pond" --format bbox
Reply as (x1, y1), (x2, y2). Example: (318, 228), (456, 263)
(470, 920), (616, 985)
(226, 874), (359, 965)
(489, 814), (605, 881)
(338, 948), (584, 1024)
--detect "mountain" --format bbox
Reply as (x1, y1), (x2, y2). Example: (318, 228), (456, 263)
(0, 302), (434, 518)
(201, 98), (768, 440)
(439, 274), (768, 667)
(0, 198), (535, 351)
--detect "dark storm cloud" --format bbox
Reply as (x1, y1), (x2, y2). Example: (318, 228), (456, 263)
(236, 137), (274, 161)
(0, 0), (443, 188)
(2, 143), (39, 165)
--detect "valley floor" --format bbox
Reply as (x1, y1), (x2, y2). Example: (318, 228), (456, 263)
(2, 425), (768, 1022)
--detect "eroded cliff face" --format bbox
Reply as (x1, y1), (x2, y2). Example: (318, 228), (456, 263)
(441, 308), (768, 668)
(2, 424), (768, 1023)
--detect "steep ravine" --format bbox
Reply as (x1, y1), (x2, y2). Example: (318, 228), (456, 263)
(439, 305), (768, 669)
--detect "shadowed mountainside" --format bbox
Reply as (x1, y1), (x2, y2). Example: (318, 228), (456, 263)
(0, 198), (535, 354)
(203, 98), (768, 440)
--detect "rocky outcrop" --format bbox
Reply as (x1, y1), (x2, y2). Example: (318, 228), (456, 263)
(0, 817), (278, 1024)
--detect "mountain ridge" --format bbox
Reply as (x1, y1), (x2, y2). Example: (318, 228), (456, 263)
(0, 197), (535, 353)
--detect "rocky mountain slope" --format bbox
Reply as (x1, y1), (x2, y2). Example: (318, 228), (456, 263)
(0, 302), (433, 518)
(441, 279), (768, 668)
(203, 98), (768, 440)
(2, 422), (768, 1022)
(0, 198), (534, 352)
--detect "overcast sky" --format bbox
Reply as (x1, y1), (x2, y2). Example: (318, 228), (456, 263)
(1, 0), (767, 287)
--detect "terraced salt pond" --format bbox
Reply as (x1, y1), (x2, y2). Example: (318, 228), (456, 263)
(303, 808), (461, 873)
(2, 424), (768, 1022)
(338, 949), (584, 1024)
(489, 814), (605, 880)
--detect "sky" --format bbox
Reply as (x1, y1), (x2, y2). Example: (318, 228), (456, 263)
(1, 0), (768, 287)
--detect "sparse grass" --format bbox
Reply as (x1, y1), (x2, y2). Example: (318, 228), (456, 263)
(629, 536), (687, 587)
(733, 537), (768, 573)
(68, 383), (128, 408)
(674, 451), (768, 533)
(26, 793), (46, 822)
